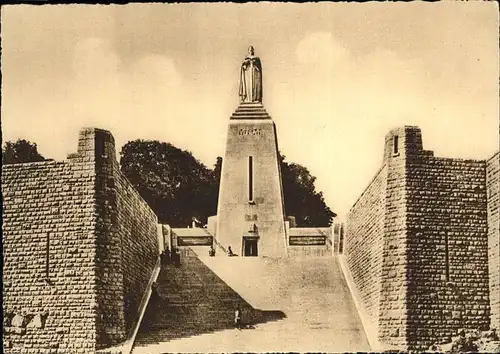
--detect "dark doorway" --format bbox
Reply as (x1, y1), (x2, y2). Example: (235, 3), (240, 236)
(243, 238), (258, 257)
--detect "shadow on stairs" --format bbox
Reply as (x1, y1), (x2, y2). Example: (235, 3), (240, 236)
(133, 248), (285, 348)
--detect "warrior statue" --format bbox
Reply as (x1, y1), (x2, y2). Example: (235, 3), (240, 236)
(239, 46), (263, 103)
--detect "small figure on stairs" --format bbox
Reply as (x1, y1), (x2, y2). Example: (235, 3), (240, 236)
(234, 306), (242, 330)
(161, 247), (171, 265)
(228, 246), (235, 257)
(174, 247), (181, 267)
(170, 246), (177, 266)
(151, 282), (159, 301)
(209, 245), (216, 257)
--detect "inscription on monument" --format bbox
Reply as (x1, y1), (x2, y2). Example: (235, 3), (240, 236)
(239, 128), (263, 136)
(245, 214), (258, 221)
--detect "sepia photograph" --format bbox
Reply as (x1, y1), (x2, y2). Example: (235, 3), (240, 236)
(1, 1), (499, 353)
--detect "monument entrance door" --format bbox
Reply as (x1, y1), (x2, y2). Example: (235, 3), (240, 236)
(243, 237), (258, 257)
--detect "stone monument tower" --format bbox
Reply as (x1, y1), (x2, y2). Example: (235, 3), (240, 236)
(215, 46), (287, 257)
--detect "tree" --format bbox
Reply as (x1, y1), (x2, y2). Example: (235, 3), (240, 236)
(2, 139), (46, 165)
(120, 138), (335, 228)
(211, 154), (333, 226)
(203, 156), (223, 217)
(120, 140), (219, 227)
(280, 154), (336, 227)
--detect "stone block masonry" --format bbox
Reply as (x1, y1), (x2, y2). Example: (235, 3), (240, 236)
(345, 165), (387, 337)
(2, 128), (160, 353)
(405, 150), (489, 349)
(3, 155), (97, 353)
(345, 126), (497, 351)
(378, 128), (409, 349)
(487, 152), (499, 332)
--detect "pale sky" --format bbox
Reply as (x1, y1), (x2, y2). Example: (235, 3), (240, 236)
(1, 2), (499, 220)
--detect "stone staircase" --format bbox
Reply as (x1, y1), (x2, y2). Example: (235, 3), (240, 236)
(230, 102), (272, 120)
(131, 249), (284, 353)
(131, 251), (370, 352)
(128, 242), (372, 353)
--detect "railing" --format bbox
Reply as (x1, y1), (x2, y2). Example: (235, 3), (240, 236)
(212, 237), (228, 255)
(121, 257), (162, 354)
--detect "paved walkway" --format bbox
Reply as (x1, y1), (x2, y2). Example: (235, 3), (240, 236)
(133, 256), (370, 353)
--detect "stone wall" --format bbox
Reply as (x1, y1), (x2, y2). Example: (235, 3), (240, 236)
(345, 165), (387, 335)
(116, 166), (159, 333)
(92, 129), (127, 347)
(405, 153), (489, 350)
(92, 128), (160, 346)
(286, 245), (331, 257)
(378, 128), (411, 349)
(345, 126), (495, 351)
(487, 152), (500, 331)
(2, 128), (160, 353)
(3, 156), (97, 353)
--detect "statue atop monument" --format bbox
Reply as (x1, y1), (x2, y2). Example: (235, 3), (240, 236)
(239, 46), (263, 103)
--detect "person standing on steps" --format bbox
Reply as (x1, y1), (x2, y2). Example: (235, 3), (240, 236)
(228, 246), (234, 256)
(151, 282), (159, 301)
(165, 247), (171, 264)
(234, 306), (242, 330)
(161, 247), (171, 265)
(174, 247), (181, 267)
(170, 246), (177, 266)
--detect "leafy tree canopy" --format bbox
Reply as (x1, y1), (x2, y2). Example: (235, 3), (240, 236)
(120, 140), (220, 227)
(280, 154), (336, 227)
(120, 140), (335, 228)
(2, 139), (46, 165)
